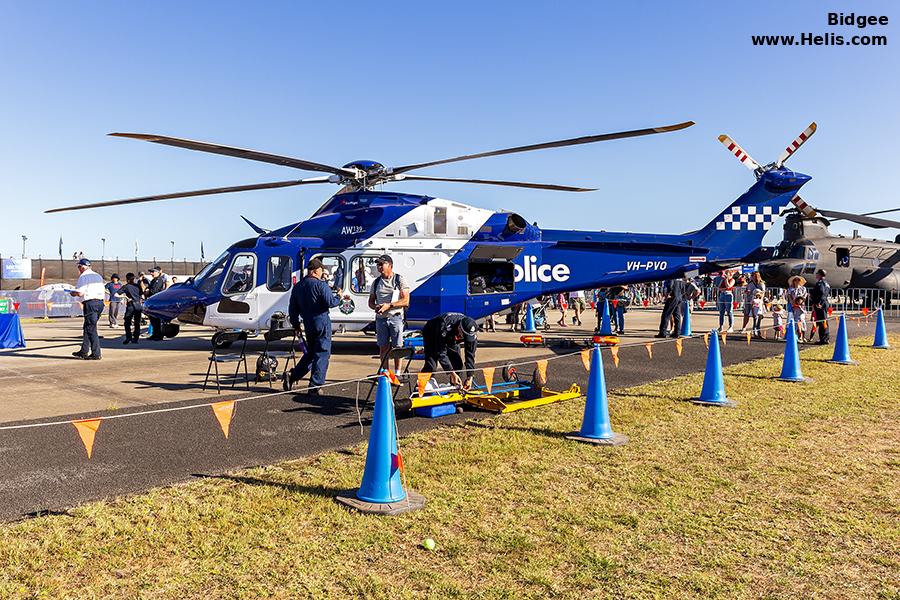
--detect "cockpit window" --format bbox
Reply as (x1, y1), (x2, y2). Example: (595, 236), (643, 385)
(267, 256), (293, 292)
(773, 242), (810, 259)
(195, 252), (229, 295)
(222, 254), (256, 295)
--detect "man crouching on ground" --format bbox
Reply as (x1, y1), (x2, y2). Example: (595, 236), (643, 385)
(421, 312), (478, 391)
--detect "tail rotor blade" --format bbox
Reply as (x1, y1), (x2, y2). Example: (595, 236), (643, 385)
(775, 122), (817, 168)
(789, 194), (818, 218)
(45, 177), (331, 213)
(718, 134), (762, 172)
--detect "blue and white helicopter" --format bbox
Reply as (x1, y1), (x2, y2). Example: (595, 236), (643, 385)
(47, 121), (813, 339)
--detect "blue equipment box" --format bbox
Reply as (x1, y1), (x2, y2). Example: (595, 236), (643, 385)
(414, 403), (457, 419)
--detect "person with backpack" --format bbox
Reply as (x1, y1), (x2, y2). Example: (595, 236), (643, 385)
(368, 254), (410, 373)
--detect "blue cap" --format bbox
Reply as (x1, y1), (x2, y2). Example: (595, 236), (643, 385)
(77, 258), (91, 267)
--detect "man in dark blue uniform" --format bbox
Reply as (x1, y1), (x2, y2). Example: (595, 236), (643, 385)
(283, 258), (343, 395)
(421, 312), (478, 390)
(811, 268), (831, 345)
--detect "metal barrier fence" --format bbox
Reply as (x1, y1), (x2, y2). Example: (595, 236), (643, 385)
(0, 290), (104, 319)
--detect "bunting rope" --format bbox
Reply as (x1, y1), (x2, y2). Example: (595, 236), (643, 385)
(0, 310), (874, 436)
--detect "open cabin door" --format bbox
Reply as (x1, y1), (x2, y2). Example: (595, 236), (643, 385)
(465, 244), (523, 318)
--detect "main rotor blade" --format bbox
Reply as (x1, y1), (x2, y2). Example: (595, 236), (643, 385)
(775, 122), (817, 168)
(110, 133), (356, 177)
(391, 121), (695, 175)
(392, 174), (596, 192)
(718, 134), (762, 172)
(816, 209), (900, 229)
(45, 177), (331, 213)
(861, 207), (900, 217)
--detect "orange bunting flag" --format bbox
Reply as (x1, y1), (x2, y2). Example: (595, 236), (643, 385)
(720, 332), (727, 346)
(536, 359), (548, 382)
(644, 343), (653, 359)
(610, 345), (619, 368)
(417, 372), (431, 398)
(46, 301), (54, 310)
(580, 348), (591, 371)
(703, 333), (709, 349)
(675, 338), (683, 356)
(391, 451), (404, 474)
(72, 418), (102, 459)
(384, 370), (401, 386)
(746, 331), (752, 346)
(211, 400), (236, 439)
(862, 307), (869, 317)
(482, 366), (495, 394)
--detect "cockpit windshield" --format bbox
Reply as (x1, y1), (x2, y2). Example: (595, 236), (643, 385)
(773, 242), (809, 259)
(194, 252), (229, 295)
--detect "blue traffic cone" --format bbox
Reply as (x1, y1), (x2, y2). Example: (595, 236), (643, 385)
(692, 329), (734, 407)
(566, 345), (627, 445)
(680, 300), (692, 337)
(598, 300), (613, 336)
(828, 313), (858, 365)
(873, 308), (890, 349)
(777, 315), (810, 383)
(335, 375), (425, 514)
(523, 303), (536, 333)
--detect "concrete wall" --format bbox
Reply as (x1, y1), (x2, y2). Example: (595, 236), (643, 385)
(0, 257), (209, 290)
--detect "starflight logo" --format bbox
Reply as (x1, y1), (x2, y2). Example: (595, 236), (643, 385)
(513, 255), (570, 283)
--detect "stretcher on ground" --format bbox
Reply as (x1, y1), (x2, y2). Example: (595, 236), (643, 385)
(519, 333), (619, 348)
(394, 366), (581, 414)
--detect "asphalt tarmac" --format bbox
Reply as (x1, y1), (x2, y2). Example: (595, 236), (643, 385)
(0, 313), (892, 522)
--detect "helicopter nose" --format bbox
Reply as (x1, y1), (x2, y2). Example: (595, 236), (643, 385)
(143, 285), (206, 322)
(759, 262), (791, 285)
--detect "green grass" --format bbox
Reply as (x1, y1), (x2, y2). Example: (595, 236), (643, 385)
(1, 337), (898, 599)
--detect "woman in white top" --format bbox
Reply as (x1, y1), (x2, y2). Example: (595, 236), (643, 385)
(784, 276), (808, 339)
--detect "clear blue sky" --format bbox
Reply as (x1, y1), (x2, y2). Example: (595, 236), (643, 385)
(1, 1), (897, 261)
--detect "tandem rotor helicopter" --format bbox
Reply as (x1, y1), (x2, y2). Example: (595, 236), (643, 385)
(712, 123), (900, 290)
(48, 120), (816, 340)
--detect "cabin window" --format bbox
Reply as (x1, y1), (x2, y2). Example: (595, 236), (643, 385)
(310, 255), (345, 292)
(222, 254), (256, 295)
(835, 247), (851, 268)
(433, 206), (447, 235)
(349, 255), (382, 295)
(266, 256), (292, 292)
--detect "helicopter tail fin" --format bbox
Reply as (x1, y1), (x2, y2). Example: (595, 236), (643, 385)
(687, 172), (810, 263)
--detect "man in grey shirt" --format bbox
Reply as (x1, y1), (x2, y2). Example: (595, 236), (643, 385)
(368, 254), (410, 372)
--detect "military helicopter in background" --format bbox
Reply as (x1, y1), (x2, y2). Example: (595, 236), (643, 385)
(714, 122), (900, 290)
(46, 120), (816, 339)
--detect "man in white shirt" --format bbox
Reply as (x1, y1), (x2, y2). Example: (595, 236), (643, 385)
(69, 258), (106, 359)
(368, 254), (410, 373)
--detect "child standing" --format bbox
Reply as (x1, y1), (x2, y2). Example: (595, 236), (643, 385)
(751, 290), (766, 337)
(771, 302), (786, 340)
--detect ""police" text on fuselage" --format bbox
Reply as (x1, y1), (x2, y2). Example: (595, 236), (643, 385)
(514, 255), (571, 283)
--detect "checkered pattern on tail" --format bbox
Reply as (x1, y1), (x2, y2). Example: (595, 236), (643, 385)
(714, 204), (784, 231)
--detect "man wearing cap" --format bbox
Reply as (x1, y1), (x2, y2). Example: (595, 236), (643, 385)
(283, 258), (343, 395)
(145, 266), (167, 341)
(368, 254), (410, 373)
(69, 258), (106, 359)
(104, 273), (123, 328)
(420, 312), (479, 390)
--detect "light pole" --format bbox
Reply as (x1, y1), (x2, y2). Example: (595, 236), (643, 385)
(21, 235), (27, 259)
(170, 241), (175, 262)
(101, 238), (106, 259)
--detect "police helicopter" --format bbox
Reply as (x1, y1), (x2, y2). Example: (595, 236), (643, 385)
(47, 120), (815, 340)
(712, 122), (900, 290)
